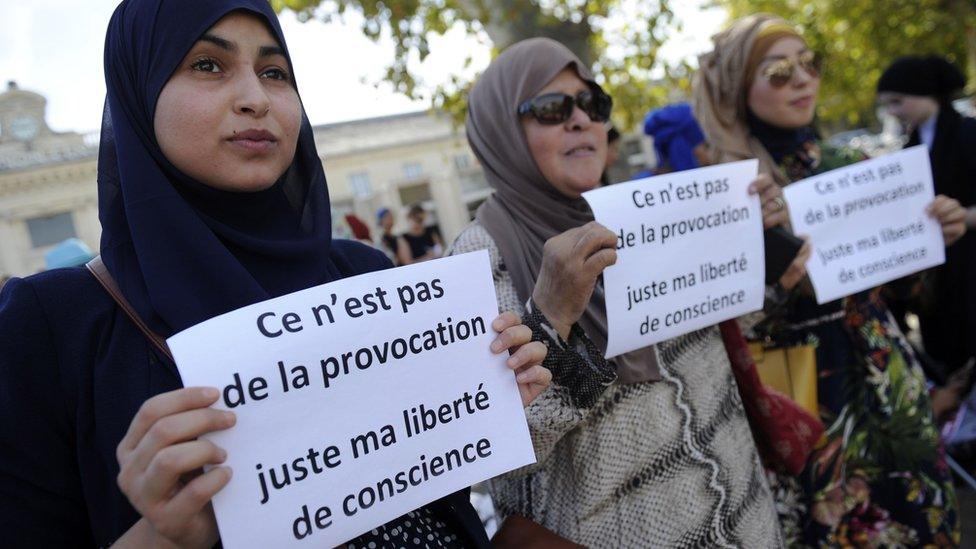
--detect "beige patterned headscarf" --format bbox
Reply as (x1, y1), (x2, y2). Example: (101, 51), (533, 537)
(692, 14), (803, 185)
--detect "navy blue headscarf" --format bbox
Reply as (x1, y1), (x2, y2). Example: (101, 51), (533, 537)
(99, 0), (386, 336)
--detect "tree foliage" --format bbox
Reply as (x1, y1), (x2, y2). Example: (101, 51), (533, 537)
(272, 0), (681, 130)
(718, 0), (975, 130)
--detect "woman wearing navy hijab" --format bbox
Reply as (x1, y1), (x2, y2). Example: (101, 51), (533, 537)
(0, 1), (551, 547)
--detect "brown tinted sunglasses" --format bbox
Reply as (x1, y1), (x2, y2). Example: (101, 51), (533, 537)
(761, 50), (822, 88)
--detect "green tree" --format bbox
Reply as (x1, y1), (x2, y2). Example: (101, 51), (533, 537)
(718, 0), (975, 130)
(272, 0), (683, 130)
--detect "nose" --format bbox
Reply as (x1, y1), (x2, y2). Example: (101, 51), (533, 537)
(233, 72), (272, 117)
(793, 62), (817, 87)
(565, 104), (592, 131)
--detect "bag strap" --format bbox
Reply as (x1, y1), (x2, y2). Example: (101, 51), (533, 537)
(86, 255), (173, 361)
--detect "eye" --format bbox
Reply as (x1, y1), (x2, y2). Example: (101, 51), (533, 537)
(190, 57), (221, 73)
(261, 67), (288, 81)
(764, 60), (792, 79)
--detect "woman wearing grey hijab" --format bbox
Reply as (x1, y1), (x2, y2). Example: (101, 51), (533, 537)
(449, 38), (781, 547)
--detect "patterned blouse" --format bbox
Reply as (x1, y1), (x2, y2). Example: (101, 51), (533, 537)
(448, 221), (783, 548)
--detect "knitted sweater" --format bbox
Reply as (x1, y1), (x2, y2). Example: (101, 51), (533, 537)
(450, 222), (783, 548)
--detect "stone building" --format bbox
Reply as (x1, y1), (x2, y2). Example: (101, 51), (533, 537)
(0, 82), (100, 276)
(0, 83), (491, 277)
(313, 111), (491, 244)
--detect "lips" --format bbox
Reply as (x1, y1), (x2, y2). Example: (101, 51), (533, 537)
(564, 144), (597, 157)
(790, 95), (814, 108)
(226, 128), (278, 153)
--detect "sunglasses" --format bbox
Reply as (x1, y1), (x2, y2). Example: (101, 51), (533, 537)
(517, 87), (613, 125)
(760, 50), (822, 88)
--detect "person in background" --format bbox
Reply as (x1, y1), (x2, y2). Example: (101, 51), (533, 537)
(401, 203), (443, 264)
(599, 125), (621, 185)
(43, 238), (96, 270)
(450, 36), (783, 548)
(878, 55), (976, 390)
(694, 14), (965, 546)
(0, 2), (552, 547)
(375, 206), (409, 266)
(643, 102), (709, 173)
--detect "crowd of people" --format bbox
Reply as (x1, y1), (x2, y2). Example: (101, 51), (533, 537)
(0, 0), (974, 548)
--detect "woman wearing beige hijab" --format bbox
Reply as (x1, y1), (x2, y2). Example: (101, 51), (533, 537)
(693, 14), (963, 547)
(449, 37), (782, 547)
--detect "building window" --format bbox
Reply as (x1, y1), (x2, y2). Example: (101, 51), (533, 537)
(403, 162), (423, 179)
(26, 212), (76, 248)
(398, 182), (432, 206)
(460, 172), (490, 194)
(347, 172), (372, 198)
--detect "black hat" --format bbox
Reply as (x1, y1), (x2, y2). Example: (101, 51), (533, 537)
(877, 55), (965, 98)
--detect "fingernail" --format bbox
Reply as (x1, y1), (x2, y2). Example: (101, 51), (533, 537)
(516, 371), (530, 382)
(202, 387), (219, 400)
(507, 356), (520, 368)
(218, 448), (228, 461)
(223, 411), (236, 426)
(490, 340), (503, 353)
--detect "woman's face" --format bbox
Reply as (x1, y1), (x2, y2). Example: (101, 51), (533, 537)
(747, 37), (820, 129)
(522, 68), (608, 199)
(409, 210), (426, 227)
(878, 92), (939, 131)
(154, 12), (302, 193)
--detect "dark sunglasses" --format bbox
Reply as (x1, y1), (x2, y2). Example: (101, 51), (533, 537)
(517, 87), (613, 125)
(761, 50), (822, 88)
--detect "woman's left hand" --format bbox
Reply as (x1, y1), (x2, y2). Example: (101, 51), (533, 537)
(490, 312), (551, 407)
(927, 195), (967, 246)
(750, 173), (789, 229)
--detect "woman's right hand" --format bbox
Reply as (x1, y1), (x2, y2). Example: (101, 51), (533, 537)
(532, 221), (618, 340)
(779, 238), (812, 291)
(116, 387), (235, 549)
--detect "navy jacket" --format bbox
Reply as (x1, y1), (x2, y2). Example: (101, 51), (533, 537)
(0, 250), (490, 547)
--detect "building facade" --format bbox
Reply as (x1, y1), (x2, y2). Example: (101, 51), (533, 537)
(312, 111), (491, 245)
(0, 82), (100, 277)
(0, 84), (493, 277)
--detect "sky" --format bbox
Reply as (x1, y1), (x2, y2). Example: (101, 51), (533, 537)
(0, 0), (726, 134)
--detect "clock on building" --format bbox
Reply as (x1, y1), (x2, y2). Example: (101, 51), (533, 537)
(8, 116), (39, 141)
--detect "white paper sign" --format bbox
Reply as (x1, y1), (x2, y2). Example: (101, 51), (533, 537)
(582, 160), (764, 357)
(167, 250), (535, 548)
(784, 145), (944, 304)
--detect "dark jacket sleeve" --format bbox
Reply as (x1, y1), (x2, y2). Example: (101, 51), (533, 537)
(0, 277), (93, 547)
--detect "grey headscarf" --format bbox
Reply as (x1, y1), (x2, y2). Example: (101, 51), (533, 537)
(467, 37), (660, 384)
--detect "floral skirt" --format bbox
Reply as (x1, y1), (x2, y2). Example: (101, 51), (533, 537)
(774, 291), (959, 548)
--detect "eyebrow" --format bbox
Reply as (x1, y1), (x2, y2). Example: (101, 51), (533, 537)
(762, 48), (810, 62)
(198, 34), (286, 58)
(199, 33), (235, 51)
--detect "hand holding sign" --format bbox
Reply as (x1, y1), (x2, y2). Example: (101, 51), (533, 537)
(116, 387), (231, 549)
(926, 194), (967, 245)
(752, 173), (791, 229)
(532, 222), (618, 340)
(490, 311), (551, 406)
